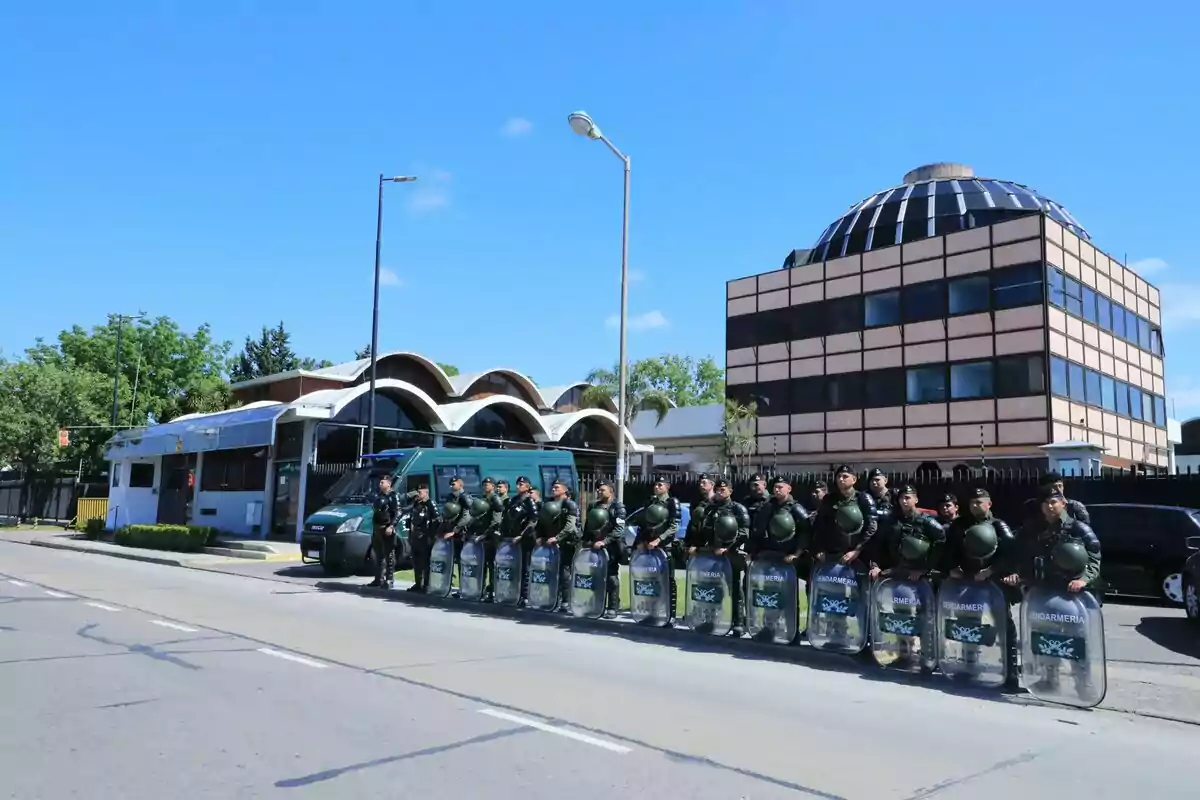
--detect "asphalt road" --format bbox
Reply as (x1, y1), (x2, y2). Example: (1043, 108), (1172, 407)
(2, 544), (1198, 799)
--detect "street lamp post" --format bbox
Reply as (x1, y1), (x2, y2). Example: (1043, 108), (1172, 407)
(568, 110), (633, 503)
(110, 312), (145, 428)
(367, 173), (418, 459)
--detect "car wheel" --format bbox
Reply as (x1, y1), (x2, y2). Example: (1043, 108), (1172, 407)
(1162, 571), (1185, 606)
(1185, 576), (1200, 624)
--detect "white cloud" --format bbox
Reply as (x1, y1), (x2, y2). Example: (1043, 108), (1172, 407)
(500, 117), (533, 137)
(379, 267), (402, 287)
(1128, 257), (1170, 276)
(606, 310), (668, 331)
(408, 169), (452, 212)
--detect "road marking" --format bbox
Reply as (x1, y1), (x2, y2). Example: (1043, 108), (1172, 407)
(7, 580), (28, 587)
(44, 590), (72, 599)
(150, 620), (198, 633)
(478, 709), (632, 754)
(256, 647), (329, 669)
(85, 602), (120, 612)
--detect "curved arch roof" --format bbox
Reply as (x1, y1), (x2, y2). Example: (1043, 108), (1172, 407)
(535, 381), (590, 409)
(803, 163), (1089, 265)
(309, 351), (456, 393)
(286, 379), (450, 430)
(449, 368), (545, 408)
(540, 409), (648, 452)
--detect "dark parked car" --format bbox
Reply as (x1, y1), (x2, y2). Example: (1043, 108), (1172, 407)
(1087, 504), (1200, 605)
(1183, 539), (1200, 624)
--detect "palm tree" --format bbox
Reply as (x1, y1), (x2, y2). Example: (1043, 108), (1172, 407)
(719, 399), (758, 476)
(579, 365), (672, 427)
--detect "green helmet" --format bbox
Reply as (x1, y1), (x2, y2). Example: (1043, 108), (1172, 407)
(642, 502), (669, 529)
(898, 535), (930, 562)
(539, 500), (563, 525)
(442, 500), (462, 520)
(713, 511), (739, 543)
(585, 506), (611, 533)
(768, 509), (796, 541)
(469, 497), (491, 518)
(834, 501), (864, 535)
(1051, 539), (1089, 575)
(963, 522), (998, 560)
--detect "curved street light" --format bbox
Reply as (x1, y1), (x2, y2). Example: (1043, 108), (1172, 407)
(567, 110), (632, 502)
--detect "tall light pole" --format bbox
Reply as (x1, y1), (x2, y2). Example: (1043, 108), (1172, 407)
(568, 111), (632, 503)
(367, 173), (418, 458)
(111, 312), (145, 427)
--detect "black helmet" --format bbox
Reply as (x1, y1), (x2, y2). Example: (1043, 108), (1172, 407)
(1051, 540), (1089, 576)
(713, 511), (739, 543)
(767, 509), (796, 541)
(963, 522), (998, 560)
(585, 506), (611, 533)
(834, 501), (864, 535)
(442, 500), (462, 520)
(539, 500), (563, 525)
(469, 497), (490, 518)
(898, 535), (930, 561)
(642, 502), (669, 528)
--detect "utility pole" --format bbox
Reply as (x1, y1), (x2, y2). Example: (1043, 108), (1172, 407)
(110, 313), (145, 428)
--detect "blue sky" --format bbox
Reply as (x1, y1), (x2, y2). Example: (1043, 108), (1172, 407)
(2, 3), (1196, 410)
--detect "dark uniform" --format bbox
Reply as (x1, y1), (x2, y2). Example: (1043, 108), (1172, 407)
(747, 484), (811, 562)
(683, 475), (715, 549)
(369, 487), (402, 588)
(628, 479), (682, 620)
(478, 483), (505, 600)
(942, 487), (1019, 687)
(1023, 473), (1090, 524)
(874, 487), (945, 578)
(812, 471), (877, 569)
(438, 485), (473, 591)
(936, 492), (959, 529)
(740, 473), (769, 521)
(537, 484), (580, 609)
(406, 492), (441, 592)
(582, 485), (626, 617)
(866, 468), (897, 527)
(695, 479), (752, 634)
(501, 478), (540, 605)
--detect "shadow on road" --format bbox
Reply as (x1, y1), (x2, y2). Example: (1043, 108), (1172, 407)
(1134, 616), (1200, 660)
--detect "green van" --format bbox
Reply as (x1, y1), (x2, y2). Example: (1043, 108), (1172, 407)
(300, 448), (579, 576)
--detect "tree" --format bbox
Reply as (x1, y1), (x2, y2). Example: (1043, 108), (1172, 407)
(231, 322), (331, 382)
(719, 399), (758, 476)
(579, 363), (672, 427)
(436, 362), (459, 377)
(354, 346), (458, 378)
(355, 344), (372, 360)
(579, 355), (724, 426)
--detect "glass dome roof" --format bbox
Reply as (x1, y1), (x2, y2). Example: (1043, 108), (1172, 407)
(804, 163), (1089, 265)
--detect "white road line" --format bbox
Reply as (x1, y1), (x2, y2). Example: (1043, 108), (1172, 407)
(44, 590), (72, 599)
(85, 602), (120, 612)
(7, 579), (28, 587)
(150, 620), (198, 633)
(256, 647), (329, 669)
(478, 709), (632, 754)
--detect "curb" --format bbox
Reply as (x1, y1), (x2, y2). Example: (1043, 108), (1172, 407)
(26, 538), (188, 568)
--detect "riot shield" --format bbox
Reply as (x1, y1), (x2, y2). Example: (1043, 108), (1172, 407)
(936, 576), (1008, 688)
(746, 552), (802, 644)
(683, 550), (733, 635)
(806, 561), (868, 654)
(629, 547), (672, 626)
(427, 538), (455, 598)
(570, 547), (609, 619)
(870, 576), (936, 672)
(493, 540), (524, 607)
(1021, 585), (1107, 708)
(527, 544), (561, 612)
(458, 538), (486, 602)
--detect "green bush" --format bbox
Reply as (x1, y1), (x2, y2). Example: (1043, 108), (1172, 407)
(114, 524), (211, 553)
(84, 518), (106, 540)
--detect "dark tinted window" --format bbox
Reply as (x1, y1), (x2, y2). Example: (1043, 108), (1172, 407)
(753, 379), (791, 416)
(726, 315), (758, 349)
(790, 377), (825, 414)
(792, 303), (824, 340)
(129, 462), (155, 488)
(907, 366), (947, 403)
(901, 198), (930, 243)
(864, 291), (901, 327)
(1085, 368), (1102, 406)
(726, 383), (757, 408)
(827, 373), (863, 410)
(902, 282), (946, 322)
(827, 296), (864, 335)
(1063, 276), (1082, 316)
(950, 361), (993, 399)
(1047, 267), (1065, 307)
(996, 355), (1045, 397)
(993, 263), (1043, 309)
(1050, 356), (1069, 397)
(1151, 327), (1163, 356)
(756, 308), (792, 346)
(1068, 362), (1086, 403)
(864, 367), (906, 408)
(948, 276), (990, 315)
(870, 203), (901, 248)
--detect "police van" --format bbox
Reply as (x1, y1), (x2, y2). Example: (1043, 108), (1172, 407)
(300, 448), (578, 576)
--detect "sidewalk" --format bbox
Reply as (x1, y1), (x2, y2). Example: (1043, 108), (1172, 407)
(2, 528), (301, 568)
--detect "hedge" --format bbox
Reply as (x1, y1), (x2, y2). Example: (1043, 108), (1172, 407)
(114, 524), (217, 553)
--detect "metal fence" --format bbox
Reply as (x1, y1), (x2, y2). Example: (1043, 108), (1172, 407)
(0, 473), (110, 525)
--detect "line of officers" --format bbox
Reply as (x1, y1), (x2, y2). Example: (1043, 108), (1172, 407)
(366, 468), (1100, 682)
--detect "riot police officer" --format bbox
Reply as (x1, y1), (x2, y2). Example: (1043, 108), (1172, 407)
(805, 480), (828, 516)
(813, 465), (877, 570)
(438, 476), (473, 567)
(368, 474), (402, 589)
(943, 487), (1019, 690)
(869, 485), (945, 583)
(693, 478), (752, 635)
(628, 475), (683, 620)
(741, 473), (769, 520)
(748, 476), (811, 564)
(465, 477), (505, 602)
(684, 474), (715, 549)
(502, 475), (540, 606)
(866, 468), (897, 524)
(405, 484), (441, 593)
(937, 493), (959, 528)
(583, 480), (626, 617)
(536, 478), (580, 610)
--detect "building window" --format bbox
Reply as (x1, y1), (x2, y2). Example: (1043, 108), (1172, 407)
(826, 296), (864, 335)
(1085, 368), (1102, 406)
(1124, 308), (1139, 345)
(1081, 287), (1098, 325)
(1137, 318), (1152, 352)
(726, 316), (758, 350)
(200, 447), (268, 493)
(906, 366), (947, 403)
(1047, 267), (1065, 307)
(1130, 388), (1144, 422)
(1068, 363), (1086, 403)
(996, 354), (1045, 397)
(950, 361), (993, 400)
(1115, 380), (1130, 416)
(1154, 396), (1167, 427)
(1100, 375), (1116, 412)
(1063, 276), (1083, 316)
(1096, 295), (1112, 332)
(948, 276), (990, 315)
(902, 282), (946, 323)
(752, 380), (791, 417)
(790, 377), (825, 414)
(864, 291), (901, 327)
(827, 373), (863, 410)
(1110, 303), (1127, 339)
(1150, 327), (1163, 356)
(864, 367), (906, 408)
(112, 466), (121, 488)
(129, 462), (155, 488)
(1050, 356), (1069, 397)
(992, 263), (1043, 309)
(434, 466), (483, 500)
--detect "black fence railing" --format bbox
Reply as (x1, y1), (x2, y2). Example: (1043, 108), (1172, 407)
(0, 472), (110, 525)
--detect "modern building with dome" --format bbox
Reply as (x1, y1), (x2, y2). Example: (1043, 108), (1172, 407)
(726, 163), (1170, 474)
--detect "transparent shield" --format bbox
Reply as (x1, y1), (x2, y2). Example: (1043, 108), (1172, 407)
(458, 539), (486, 602)
(427, 538), (455, 598)
(870, 577), (936, 672)
(684, 551), (733, 636)
(806, 562), (867, 654)
(936, 577), (1008, 688)
(1021, 586), (1107, 708)
(570, 547), (609, 619)
(493, 540), (524, 607)
(629, 547), (672, 626)
(746, 553), (801, 644)
(527, 545), (561, 612)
